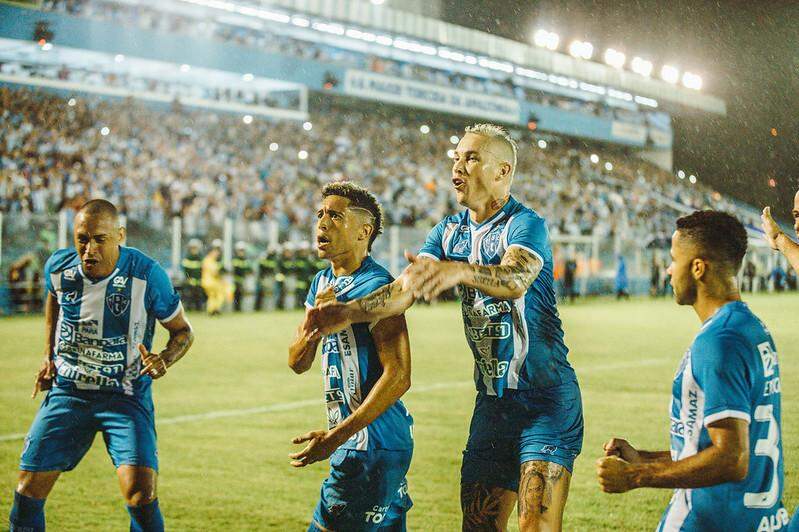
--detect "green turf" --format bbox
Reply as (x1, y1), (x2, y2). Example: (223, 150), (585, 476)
(2, 294), (799, 530)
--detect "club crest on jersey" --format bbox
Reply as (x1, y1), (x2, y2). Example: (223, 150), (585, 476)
(63, 268), (77, 281)
(106, 293), (130, 316)
(482, 228), (502, 257)
(112, 276), (128, 290)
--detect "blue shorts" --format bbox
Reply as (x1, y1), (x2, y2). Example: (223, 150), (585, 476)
(311, 447), (413, 531)
(461, 379), (583, 492)
(19, 387), (158, 472)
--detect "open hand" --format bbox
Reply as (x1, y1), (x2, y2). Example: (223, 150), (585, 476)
(32, 356), (55, 398)
(314, 285), (337, 307)
(303, 303), (352, 341)
(139, 344), (168, 379)
(401, 251), (463, 301)
(289, 430), (340, 467)
(761, 206), (782, 250)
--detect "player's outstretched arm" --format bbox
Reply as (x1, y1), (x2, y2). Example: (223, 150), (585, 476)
(597, 418), (748, 493)
(32, 292), (59, 398)
(403, 246), (543, 301)
(762, 206), (799, 274)
(290, 314), (411, 467)
(303, 276), (414, 340)
(139, 310), (194, 379)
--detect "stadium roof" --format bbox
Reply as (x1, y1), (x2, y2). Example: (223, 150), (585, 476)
(258, 0), (725, 115)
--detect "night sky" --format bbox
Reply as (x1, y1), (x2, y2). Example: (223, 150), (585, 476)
(441, 0), (799, 221)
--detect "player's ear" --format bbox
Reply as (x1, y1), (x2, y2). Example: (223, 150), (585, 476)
(118, 225), (126, 244)
(498, 161), (512, 180)
(691, 258), (706, 280)
(360, 222), (374, 243)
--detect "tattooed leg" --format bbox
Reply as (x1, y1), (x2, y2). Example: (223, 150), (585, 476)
(460, 482), (516, 532)
(517, 461), (571, 532)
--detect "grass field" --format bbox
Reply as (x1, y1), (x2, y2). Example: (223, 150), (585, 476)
(2, 294), (799, 531)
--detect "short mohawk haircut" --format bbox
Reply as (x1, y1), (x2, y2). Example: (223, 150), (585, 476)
(464, 123), (518, 174)
(676, 210), (748, 274)
(322, 181), (383, 252)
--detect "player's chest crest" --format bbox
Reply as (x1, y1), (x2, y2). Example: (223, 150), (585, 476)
(481, 225), (504, 258)
(106, 293), (130, 317)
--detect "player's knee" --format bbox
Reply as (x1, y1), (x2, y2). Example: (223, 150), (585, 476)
(123, 484), (157, 506)
(17, 471), (58, 499)
(517, 511), (560, 532)
(119, 475), (157, 506)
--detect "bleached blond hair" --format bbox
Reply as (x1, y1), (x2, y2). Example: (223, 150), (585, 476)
(464, 123), (517, 177)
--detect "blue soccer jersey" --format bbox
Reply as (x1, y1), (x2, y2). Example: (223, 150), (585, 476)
(659, 301), (789, 531)
(305, 256), (413, 452)
(418, 195), (575, 396)
(44, 246), (181, 397)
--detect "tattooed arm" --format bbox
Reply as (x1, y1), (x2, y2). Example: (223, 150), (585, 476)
(460, 246), (543, 300)
(303, 276), (415, 339)
(403, 246), (543, 302)
(139, 310), (194, 379)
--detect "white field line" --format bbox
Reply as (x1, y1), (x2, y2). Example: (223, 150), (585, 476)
(0, 358), (665, 442)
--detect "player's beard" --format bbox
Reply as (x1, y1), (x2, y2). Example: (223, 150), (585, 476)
(675, 279), (697, 306)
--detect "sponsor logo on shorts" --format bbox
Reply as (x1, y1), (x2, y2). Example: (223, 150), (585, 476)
(540, 445), (558, 455)
(364, 505), (389, 524)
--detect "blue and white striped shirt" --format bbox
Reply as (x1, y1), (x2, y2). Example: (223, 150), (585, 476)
(45, 246), (181, 397)
(418, 196), (575, 396)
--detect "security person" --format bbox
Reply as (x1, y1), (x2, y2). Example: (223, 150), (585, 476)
(256, 245), (280, 311)
(181, 239), (204, 311)
(232, 242), (253, 312)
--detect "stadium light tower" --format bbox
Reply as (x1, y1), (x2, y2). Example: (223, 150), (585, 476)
(661, 65), (680, 84)
(533, 29), (559, 50)
(630, 56), (653, 77)
(604, 48), (626, 69)
(682, 72), (703, 90)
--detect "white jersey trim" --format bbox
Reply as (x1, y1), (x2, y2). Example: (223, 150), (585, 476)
(417, 252), (440, 261)
(159, 301), (183, 323)
(704, 409), (751, 427)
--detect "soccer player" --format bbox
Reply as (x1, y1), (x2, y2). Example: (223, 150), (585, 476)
(597, 211), (789, 531)
(288, 182), (414, 531)
(305, 124), (583, 531)
(9, 199), (194, 532)
(761, 191), (799, 274)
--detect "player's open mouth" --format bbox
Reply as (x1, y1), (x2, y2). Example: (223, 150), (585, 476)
(452, 178), (465, 190)
(83, 258), (99, 267)
(317, 235), (331, 248)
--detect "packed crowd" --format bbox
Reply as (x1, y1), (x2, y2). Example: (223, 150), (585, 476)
(1, 87), (755, 252)
(41, 0), (665, 126)
(0, 61), (297, 111)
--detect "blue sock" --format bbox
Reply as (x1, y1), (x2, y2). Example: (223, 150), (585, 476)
(9, 491), (46, 532)
(126, 499), (164, 532)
